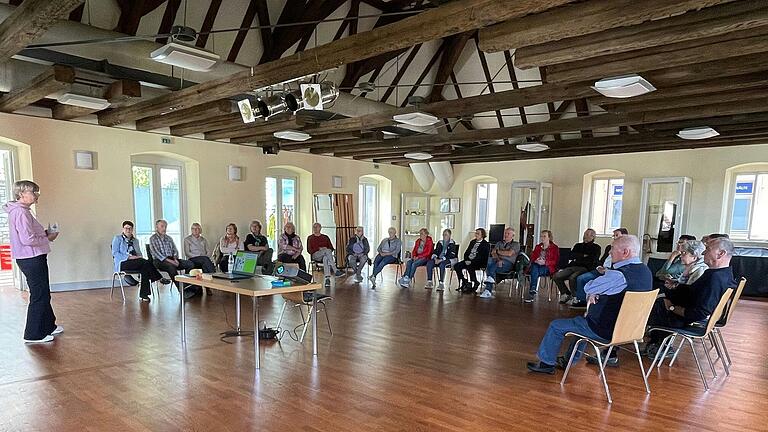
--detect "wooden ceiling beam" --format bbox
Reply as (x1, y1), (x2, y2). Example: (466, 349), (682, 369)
(171, 113), (243, 136)
(503, 50), (527, 125)
(478, 0), (734, 53)
(205, 118), (300, 141)
(195, 0), (222, 48)
(475, 36), (505, 130)
(645, 53), (768, 88)
(99, 0), (577, 126)
(427, 31), (473, 103)
(515, 0), (768, 68)
(0, 0), (84, 63)
(239, 131), (368, 147)
(136, 100), (234, 131)
(399, 42), (445, 107)
(546, 27), (768, 84)
(0, 65), (75, 113)
(52, 79), (141, 120)
(380, 43), (423, 103)
(602, 88), (768, 114)
(643, 112), (768, 132)
(115, 0), (166, 36)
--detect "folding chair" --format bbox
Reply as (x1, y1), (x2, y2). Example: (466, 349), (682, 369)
(712, 277), (747, 368)
(275, 291), (333, 342)
(647, 288), (734, 391)
(110, 244), (157, 302)
(561, 289), (660, 403)
(496, 252), (529, 299)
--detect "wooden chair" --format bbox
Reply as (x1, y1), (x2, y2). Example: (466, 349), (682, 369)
(712, 277), (747, 368)
(275, 291), (333, 342)
(647, 288), (734, 391)
(561, 289), (660, 404)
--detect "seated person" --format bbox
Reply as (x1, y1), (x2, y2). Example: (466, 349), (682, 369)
(347, 226), (371, 283)
(307, 222), (344, 286)
(481, 227), (520, 298)
(217, 223), (242, 272)
(654, 234), (697, 288)
(524, 230), (559, 303)
(277, 222), (306, 271)
(454, 228), (490, 294)
(426, 229), (457, 291)
(183, 223), (216, 295)
(644, 237), (735, 359)
(149, 219), (197, 298)
(570, 228), (628, 308)
(552, 228), (601, 304)
(243, 220), (274, 273)
(398, 228), (433, 288)
(527, 235), (652, 374)
(112, 220), (168, 302)
(665, 240), (708, 288)
(369, 227), (402, 287)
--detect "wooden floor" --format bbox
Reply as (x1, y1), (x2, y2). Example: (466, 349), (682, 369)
(1, 269), (767, 432)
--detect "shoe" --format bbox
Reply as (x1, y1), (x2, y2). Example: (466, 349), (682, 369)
(24, 335), (54, 344)
(50, 325), (64, 335)
(206, 288), (213, 296)
(335, 269), (346, 277)
(183, 288), (196, 299)
(526, 361), (555, 375)
(399, 276), (410, 288)
(139, 296), (151, 302)
(324, 277), (331, 287)
(645, 343), (677, 360)
(484, 276), (495, 284)
(371, 279), (376, 289)
(479, 290), (493, 298)
(160, 278), (172, 285)
(586, 353), (619, 367)
(123, 275), (139, 286)
(524, 291), (536, 303)
(558, 294), (571, 304)
(459, 281), (470, 292)
(569, 301), (588, 310)
(354, 274), (363, 282)
(425, 280), (433, 289)
(368, 275), (376, 283)
(473, 282), (482, 294)
(555, 356), (568, 370)
(436, 282), (445, 291)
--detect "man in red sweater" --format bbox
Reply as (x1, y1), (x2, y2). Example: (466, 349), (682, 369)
(307, 223), (344, 286)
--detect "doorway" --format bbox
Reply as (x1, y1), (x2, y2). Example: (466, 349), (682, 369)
(265, 175), (298, 256)
(0, 147), (16, 287)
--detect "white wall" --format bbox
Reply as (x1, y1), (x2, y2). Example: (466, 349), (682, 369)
(0, 113), (414, 290)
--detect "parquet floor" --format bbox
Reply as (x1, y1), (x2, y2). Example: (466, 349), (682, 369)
(0, 269), (766, 432)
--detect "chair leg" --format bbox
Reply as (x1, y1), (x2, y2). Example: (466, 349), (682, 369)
(634, 340), (651, 393)
(300, 305), (313, 343)
(546, 277), (552, 302)
(110, 273), (116, 300)
(560, 338), (584, 385)
(716, 328), (733, 367)
(321, 303), (332, 335)
(668, 337), (686, 367)
(710, 332), (730, 377)
(593, 343), (613, 404)
(647, 334), (674, 378)
(276, 301), (288, 329)
(700, 338), (718, 379)
(688, 338), (710, 391)
(602, 346), (615, 369)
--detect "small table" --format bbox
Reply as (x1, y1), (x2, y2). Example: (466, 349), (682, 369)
(175, 275), (320, 369)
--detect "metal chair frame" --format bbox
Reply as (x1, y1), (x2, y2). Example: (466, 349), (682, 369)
(276, 294), (333, 342)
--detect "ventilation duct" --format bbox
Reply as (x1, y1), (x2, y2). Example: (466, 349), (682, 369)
(410, 163), (435, 192)
(429, 161), (454, 192)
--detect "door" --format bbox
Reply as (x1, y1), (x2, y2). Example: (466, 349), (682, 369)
(0, 147), (16, 288)
(131, 164), (184, 250)
(265, 175), (298, 256)
(359, 181), (378, 256)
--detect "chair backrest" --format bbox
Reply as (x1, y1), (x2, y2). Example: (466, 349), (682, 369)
(282, 291), (305, 304)
(145, 244), (153, 261)
(720, 277), (747, 326)
(557, 247), (571, 269)
(610, 289), (660, 344)
(705, 287), (734, 334)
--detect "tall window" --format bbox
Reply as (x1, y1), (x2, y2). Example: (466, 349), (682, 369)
(589, 177), (623, 235)
(475, 183), (498, 230)
(131, 163), (184, 248)
(0, 146), (16, 245)
(729, 173), (768, 241)
(265, 175), (297, 253)
(359, 180), (378, 253)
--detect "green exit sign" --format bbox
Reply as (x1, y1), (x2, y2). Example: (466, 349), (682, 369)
(161, 137), (172, 144)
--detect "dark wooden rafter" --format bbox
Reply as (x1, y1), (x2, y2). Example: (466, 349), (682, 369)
(539, 67), (561, 140)
(474, 36), (504, 131)
(503, 50), (527, 125)
(228, 0), (259, 63)
(136, 100), (233, 131)
(115, 0), (166, 36)
(156, 0), (182, 44)
(380, 43), (423, 103)
(574, 98), (592, 138)
(426, 31), (473, 103)
(171, 113), (244, 136)
(68, 4), (85, 22)
(252, 0), (272, 56)
(448, 72), (474, 130)
(0, 65), (75, 112)
(195, 0), (223, 48)
(0, 0), (84, 63)
(332, 0), (359, 42)
(399, 42), (446, 108)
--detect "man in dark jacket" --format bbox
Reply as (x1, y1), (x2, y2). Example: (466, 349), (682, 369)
(644, 237), (736, 359)
(552, 229), (601, 303)
(527, 235), (652, 374)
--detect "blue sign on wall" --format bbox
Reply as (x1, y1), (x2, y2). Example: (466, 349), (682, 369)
(735, 182), (754, 194)
(613, 185), (624, 196)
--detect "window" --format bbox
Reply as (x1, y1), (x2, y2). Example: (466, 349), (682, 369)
(359, 180), (378, 253)
(475, 183), (497, 230)
(589, 177), (623, 235)
(265, 175), (297, 254)
(131, 163), (184, 248)
(729, 173), (768, 241)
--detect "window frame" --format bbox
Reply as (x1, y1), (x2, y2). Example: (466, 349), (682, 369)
(130, 160), (186, 249)
(588, 176), (624, 236)
(474, 182), (497, 231)
(358, 179), (379, 252)
(727, 171), (768, 242)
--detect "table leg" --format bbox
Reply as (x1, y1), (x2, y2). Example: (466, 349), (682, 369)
(253, 296), (260, 369)
(236, 293), (241, 332)
(312, 290), (318, 356)
(180, 280), (186, 344)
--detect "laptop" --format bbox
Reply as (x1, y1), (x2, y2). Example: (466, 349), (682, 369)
(212, 251), (259, 280)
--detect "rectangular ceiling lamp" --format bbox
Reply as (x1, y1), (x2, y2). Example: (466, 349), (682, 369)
(677, 126), (720, 140)
(591, 74), (656, 98)
(273, 130), (311, 141)
(150, 42), (220, 72)
(393, 112), (440, 127)
(58, 93), (111, 110)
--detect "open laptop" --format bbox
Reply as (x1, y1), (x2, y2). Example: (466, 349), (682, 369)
(212, 251), (259, 280)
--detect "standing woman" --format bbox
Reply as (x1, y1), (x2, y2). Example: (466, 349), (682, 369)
(527, 230), (559, 297)
(3, 181), (61, 343)
(278, 221), (306, 271)
(453, 228), (490, 293)
(217, 223), (242, 272)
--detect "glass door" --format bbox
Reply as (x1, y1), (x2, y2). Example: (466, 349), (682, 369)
(359, 181), (378, 256)
(511, 181), (552, 255)
(265, 175), (298, 256)
(0, 147), (16, 288)
(638, 177), (692, 257)
(131, 164), (184, 249)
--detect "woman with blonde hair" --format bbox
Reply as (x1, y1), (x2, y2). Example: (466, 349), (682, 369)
(217, 223), (242, 272)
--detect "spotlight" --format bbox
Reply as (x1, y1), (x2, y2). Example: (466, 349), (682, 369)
(262, 144), (280, 155)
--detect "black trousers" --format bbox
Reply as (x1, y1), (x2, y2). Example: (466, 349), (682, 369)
(646, 298), (688, 345)
(154, 258), (196, 289)
(454, 261), (481, 283)
(278, 253), (306, 271)
(120, 258), (162, 297)
(553, 266), (588, 295)
(189, 255), (216, 273)
(17, 254), (57, 340)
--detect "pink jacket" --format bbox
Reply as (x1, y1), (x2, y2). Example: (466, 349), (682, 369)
(3, 201), (50, 259)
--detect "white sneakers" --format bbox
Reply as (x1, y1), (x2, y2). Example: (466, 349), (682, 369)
(24, 334), (54, 344)
(475, 284), (485, 294)
(436, 281), (445, 291)
(51, 325), (64, 335)
(425, 280), (434, 289)
(484, 276), (495, 284)
(398, 276), (411, 288)
(479, 290), (493, 298)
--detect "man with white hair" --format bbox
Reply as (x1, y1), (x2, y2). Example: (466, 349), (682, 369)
(527, 235), (653, 374)
(644, 237), (736, 358)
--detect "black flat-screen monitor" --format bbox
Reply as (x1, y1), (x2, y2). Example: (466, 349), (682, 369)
(489, 224), (505, 243)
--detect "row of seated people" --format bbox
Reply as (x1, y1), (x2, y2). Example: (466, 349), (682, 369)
(527, 233), (737, 373)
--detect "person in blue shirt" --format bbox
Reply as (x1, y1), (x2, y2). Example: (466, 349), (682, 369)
(527, 235), (652, 374)
(111, 221), (169, 302)
(425, 229), (457, 291)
